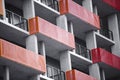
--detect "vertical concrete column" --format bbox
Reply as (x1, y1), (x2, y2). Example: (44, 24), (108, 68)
(93, 6), (98, 15)
(30, 75), (40, 80)
(39, 41), (46, 57)
(26, 35), (38, 53)
(26, 36), (40, 80)
(86, 31), (97, 50)
(23, 0), (35, 19)
(56, 15), (68, 31)
(68, 21), (74, 34)
(60, 51), (72, 72)
(93, 6), (100, 33)
(82, 0), (93, 12)
(3, 66), (10, 80)
(24, 0), (40, 80)
(89, 64), (101, 80)
(100, 69), (106, 80)
(68, 21), (76, 53)
(108, 14), (120, 56)
(38, 41), (47, 76)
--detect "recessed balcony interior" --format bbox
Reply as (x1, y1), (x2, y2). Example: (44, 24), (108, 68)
(34, 0), (60, 25)
(75, 37), (91, 60)
(71, 54), (92, 74)
(72, 0), (83, 6)
(45, 56), (65, 80)
(0, 0), (29, 47)
(92, 0), (118, 17)
(71, 37), (92, 74)
(0, 19), (28, 47)
(96, 34), (114, 52)
(5, 0), (28, 31)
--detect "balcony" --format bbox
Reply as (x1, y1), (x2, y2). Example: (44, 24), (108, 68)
(66, 69), (96, 80)
(103, 0), (120, 11)
(47, 65), (65, 80)
(0, 39), (46, 75)
(91, 48), (120, 79)
(99, 28), (113, 40)
(91, 48), (120, 70)
(29, 16), (75, 59)
(59, 0), (100, 36)
(75, 43), (91, 60)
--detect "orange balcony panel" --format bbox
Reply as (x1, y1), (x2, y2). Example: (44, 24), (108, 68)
(91, 48), (120, 70)
(0, 0), (4, 16)
(29, 16), (75, 49)
(66, 69), (96, 80)
(0, 39), (46, 73)
(103, 0), (120, 11)
(59, 0), (100, 29)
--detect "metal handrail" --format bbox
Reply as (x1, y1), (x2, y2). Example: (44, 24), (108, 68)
(5, 9), (28, 31)
(40, 0), (59, 11)
(47, 65), (65, 80)
(99, 27), (113, 40)
(75, 43), (91, 60)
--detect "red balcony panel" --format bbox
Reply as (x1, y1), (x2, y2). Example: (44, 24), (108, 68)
(0, 39), (46, 73)
(112, 55), (120, 69)
(91, 48), (120, 70)
(103, 0), (120, 11)
(59, 0), (100, 29)
(0, 0), (4, 16)
(66, 69), (96, 80)
(29, 17), (75, 49)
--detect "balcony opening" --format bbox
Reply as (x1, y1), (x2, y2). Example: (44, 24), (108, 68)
(46, 56), (65, 80)
(4, 1), (28, 31)
(72, 67), (89, 75)
(96, 39), (112, 53)
(99, 27), (113, 40)
(39, 0), (59, 11)
(46, 65), (65, 80)
(72, 0), (83, 6)
(75, 37), (91, 60)
(98, 17), (114, 40)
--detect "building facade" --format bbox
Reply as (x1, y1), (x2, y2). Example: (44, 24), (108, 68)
(0, 0), (120, 80)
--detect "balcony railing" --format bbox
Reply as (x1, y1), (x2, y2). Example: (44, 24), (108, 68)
(6, 9), (28, 31)
(47, 65), (65, 80)
(75, 43), (91, 60)
(39, 0), (59, 11)
(99, 28), (113, 40)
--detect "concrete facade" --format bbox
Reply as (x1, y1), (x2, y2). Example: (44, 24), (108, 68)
(0, 0), (120, 80)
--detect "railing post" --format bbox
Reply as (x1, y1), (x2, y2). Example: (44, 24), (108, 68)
(11, 12), (14, 24)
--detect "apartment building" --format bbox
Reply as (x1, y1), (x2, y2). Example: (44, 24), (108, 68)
(0, 0), (120, 80)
